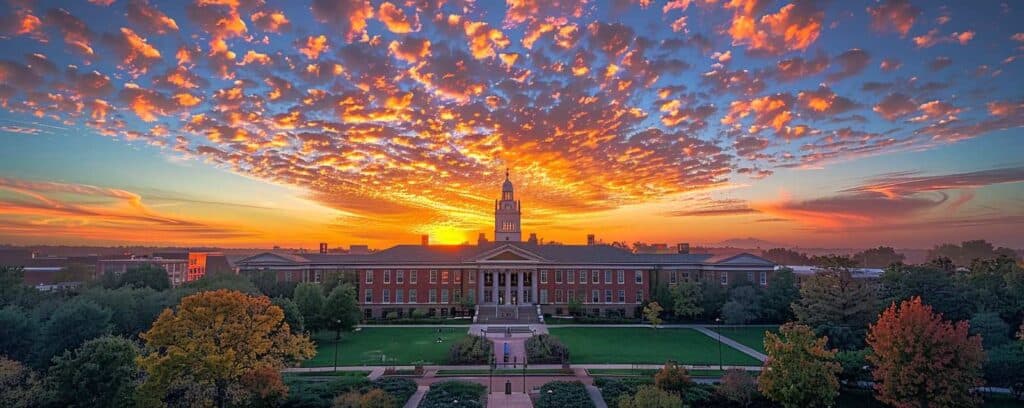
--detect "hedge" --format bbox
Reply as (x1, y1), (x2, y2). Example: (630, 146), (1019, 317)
(526, 334), (569, 364)
(536, 381), (595, 408)
(419, 381), (486, 408)
(449, 335), (492, 364)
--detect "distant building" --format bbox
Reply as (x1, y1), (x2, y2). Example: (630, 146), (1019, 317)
(780, 265), (883, 280)
(98, 256), (189, 286)
(187, 252), (232, 281)
(236, 173), (777, 320)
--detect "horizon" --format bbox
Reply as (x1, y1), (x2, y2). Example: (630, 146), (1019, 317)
(1, 1), (1023, 249)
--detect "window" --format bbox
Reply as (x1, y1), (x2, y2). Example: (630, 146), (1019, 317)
(568, 289), (575, 303)
(314, 271), (322, 283)
(635, 290), (643, 304)
(468, 272), (475, 284)
(604, 270), (612, 284)
(555, 289), (563, 303)
(384, 270), (391, 284)
(591, 290), (600, 303)
(568, 270), (574, 285)
(441, 270), (449, 284)
(396, 289), (404, 303)
(409, 289), (417, 303)
(454, 271), (462, 284)
(441, 289), (449, 303)
(682, 271), (690, 282)
(540, 270), (548, 284)
(454, 289), (461, 302)
(592, 270), (599, 284)
(410, 270), (418, 284)
(382, 288), (390, 303)
(429, 270), (437, 284)
(635, 270), (642, 284)
(604, 290), (612, 303)
(580, 270), (587, 284)
(540, 289), (549, 303)
(396, 270), (405, 284)
(364, 289), (373, 303)
(468, 289), (475, 302)
(760, 272), (768, 286)
(617, 290), (625, 303)
(429, 289), (437, 303)
(720, 272), (728, 285)
(746, 271), (754, 282)
(617, 270), (624, 284)
(555, 270), (563, 284)
(669, 271), (677, 284)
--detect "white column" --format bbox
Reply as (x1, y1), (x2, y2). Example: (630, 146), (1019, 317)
(531, 271), (538, 305)
(504, 270), (511, 305)
(477, 270), (484, 304)
(517, 270), (524, 305)
(490, 271), (497, 305)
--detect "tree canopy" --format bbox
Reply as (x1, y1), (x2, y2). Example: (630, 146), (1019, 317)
(294, 282), (325, 332)
(758, 323), (840, 408)
(115, 264), (171, 291)
(36, 299), (113, 368)
(670, 282), (702, 320)
(792, 267), (879, 350)
(322, 284), (361, 339)
(45, 335), (142, 408)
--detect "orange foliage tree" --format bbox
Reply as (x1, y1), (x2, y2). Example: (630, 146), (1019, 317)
(137, 290), (315, 408)
(866, 296), (985, 408)
(757, 322), (841, 408)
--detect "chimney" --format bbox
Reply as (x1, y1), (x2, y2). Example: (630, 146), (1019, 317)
(528, 233), (538, 245)
(421, 234), (429, 246)
(477, 233), (487, 246)
(319, 243), (328, 254)
(587, 234), (595, 246)
(677, 243), (690, 254)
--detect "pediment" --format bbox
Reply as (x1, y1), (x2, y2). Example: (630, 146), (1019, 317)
(236, 252), (307, 266)
(487, 251), (530, 261)
(713, 253), (774, 266)
(472, 244), (546, 263)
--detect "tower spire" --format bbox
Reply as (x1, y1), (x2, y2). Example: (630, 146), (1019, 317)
(505, 168), (509, 181)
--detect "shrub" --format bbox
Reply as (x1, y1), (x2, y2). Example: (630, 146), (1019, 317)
(332, 389), (394, 408)
(717, 369), (757, 407)
(594, 377), (652, 405)
(283, 377), (371, 408)
(616, 385), (681, 408)
(653, 361), (691, 396)
(835, 349), (870, 384)
(419, 381), (486, 408)
(526, 334), (569, 364)
(372, 377), (417, 405)
(448, 335), (491, 364)
(984, 343), (1024, 388)
(536, 381), (594, 408)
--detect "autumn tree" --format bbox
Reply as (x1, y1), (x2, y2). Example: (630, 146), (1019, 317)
(717, 369), (757, 407)
(643, 301), (663, 327)
(670, 282), (702, 320)
(653, 360), (691, 396)
(792, 267), (878, 350)
(758, 323), (840, 408)
(866, 297), (985, 408)
(0, 356), (41, 408)
(137, 290), (315, 408)
(617, 385), (682, 408)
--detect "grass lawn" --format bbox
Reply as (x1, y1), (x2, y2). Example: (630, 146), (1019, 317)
(711, 326), (779, 353)
(586, 368), (731, 378)
(304, 327), (468, 367)
(435, 368), (570, 377)
(548, 327), (761, 366)
(285, 370), (370, 378)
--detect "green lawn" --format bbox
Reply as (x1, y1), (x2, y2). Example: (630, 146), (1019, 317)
(305, 327), (468, 367)
(711, 326), (779, 353)
(548, 328), (761, 366)
(586, 368), (731, 377)
(435, 368), (570, 377)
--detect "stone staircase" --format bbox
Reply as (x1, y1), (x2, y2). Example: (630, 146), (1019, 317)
(475, 305), (538, 324)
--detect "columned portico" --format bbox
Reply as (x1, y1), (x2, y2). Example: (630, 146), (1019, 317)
(477, 267), (538, 306)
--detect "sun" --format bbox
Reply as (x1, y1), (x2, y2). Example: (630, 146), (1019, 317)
(428, 225), (468, 245)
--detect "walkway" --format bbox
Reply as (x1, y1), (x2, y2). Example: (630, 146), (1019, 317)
(487, 392), (533, 407)
(284, 363), (763, 374)
(585, 385), (608, 408)
(692, 326), (767, 362)
(402, 385), (429, 408)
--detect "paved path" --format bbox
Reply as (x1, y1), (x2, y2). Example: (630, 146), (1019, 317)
(692, 326), (768, 362)
(284, 363), (762, 373)
(368, 367), (386, 380)
(402, 385), (429, 408)
(585, 385), (608, 408)
(487, 392), (533, 407)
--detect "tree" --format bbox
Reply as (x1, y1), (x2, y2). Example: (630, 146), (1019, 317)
(928, 240), (1020, 267)
(717, 369), (757, 407)
(322, 284), (361, 341)
(137, 290), (315, 408)
(761, 267), (798, 322)
(567, 295), (583, 316)
(653, 360), (691, 396)
(969, 312), (1011, 349)
(181, 271), (259, 294)
(333, 389), (395, 408)
(699, 280), (728, 321)
(0, 306), (36, 362)
(56, 263), (93, 283)
(758, 323), (840, 408)
(642, 301), (663, 327)
(0, 356), (41, 408)
(722, 285), (761, 325)
(852, 246), (905, 268)
(272, 296), (305, 334)
(649, 283), (673, 314)
(45, 335), (141, 408)
(867, 297), (985, 408)
(670, 282), (702, 320)
(117, 264), (171, 290)
(36, 299), (113, 367)
(250, 270), (297, 298)
(78, 286), (177, 338)
(880, 264), (969, 322)
(616, 385), (682, 408)
(761, 248), (811, 265)
(959, 256), (1024, 323)
(791, 267), (878, 350)
(0, 266), (26, 306)
(293, 282), (325, 332)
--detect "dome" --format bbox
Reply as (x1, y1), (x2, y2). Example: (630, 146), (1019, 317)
(502, 169), (513, 192)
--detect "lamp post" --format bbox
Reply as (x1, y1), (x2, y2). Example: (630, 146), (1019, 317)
(715, 317), (722, 371)
(333, 318), (342, 372)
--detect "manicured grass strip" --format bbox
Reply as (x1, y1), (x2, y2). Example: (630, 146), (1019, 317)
(586, 368), (729, 377)
(304, 328), (468, 367)
(710, 326), (779, 354)
(549, 327), (761, 366)
(285, 370), (371, 377)
(435, 368), (570, 377)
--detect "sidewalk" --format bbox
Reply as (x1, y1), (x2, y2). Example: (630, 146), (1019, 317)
(692, 326), (768, 362)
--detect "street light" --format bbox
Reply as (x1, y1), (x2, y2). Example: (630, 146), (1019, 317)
(715, 317), (722, 371)
(333, 318), (342, 372)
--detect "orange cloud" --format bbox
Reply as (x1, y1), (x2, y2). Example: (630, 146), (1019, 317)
(377, 2), (419, 34)
(299, 35), (329, 60)
(725, 1), (823, 56)
(250, 10), (291, 32)
(464, 20), (510, 60)
(867, 0), (920, 37)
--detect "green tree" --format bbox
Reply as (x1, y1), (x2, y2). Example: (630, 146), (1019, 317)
(880, 264), (969, 322)
(45, 335), (141, 408)
(117, 264), (171, 291)
(322, 284), (361, 341)
(0, 306), (36, 362)
(250, 270), (297, 298)
(758, 323), (840, 408)
(0, 356), (41, 408)
(180, 271), (259, 294)
(722, 285), (761, 325)
(760, 248), (811, 265)
(616, 385), (682, 408)
(137, 290), (314, 408)
(272, 296), (305, 334)
(959, 256), (1024, 323)
(852, 246), (905, 268)
(928, 240), (1020, 266)
(55, 263), (94, 283)
(0, 266), (26, 306)
(293, 282), (325, 332)
(650, 283), (673, 315)
(699, 280), (728, 321)
(761, 267), (798, 322)
(78, 287), (177, 338)
(567, 295), (583, 316)
(970, 312), (1011, 349)
(670, 282), (702, 320)
(36, 299), (113, 368)
(792, 267), (878, 350)
(643, 301), (663, 327)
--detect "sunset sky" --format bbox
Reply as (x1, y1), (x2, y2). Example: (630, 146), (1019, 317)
(0, 0), (1022, 250)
